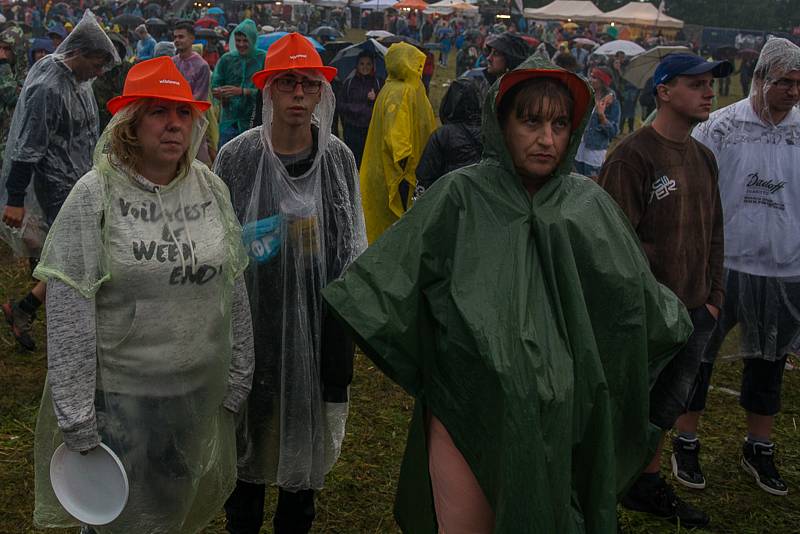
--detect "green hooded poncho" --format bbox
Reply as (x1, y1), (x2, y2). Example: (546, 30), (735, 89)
(211, 19), (266, 136)
(322, 57), (692, 532)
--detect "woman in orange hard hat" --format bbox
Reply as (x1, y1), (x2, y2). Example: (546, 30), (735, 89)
(31, 56), (255, 534)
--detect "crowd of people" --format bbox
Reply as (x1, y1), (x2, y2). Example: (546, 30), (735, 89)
(0, 3), (798, 534)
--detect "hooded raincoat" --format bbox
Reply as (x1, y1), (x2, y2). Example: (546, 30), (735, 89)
(323, 57), (692, 533)
(213, 70), (367, 490)
(0, 10), (119, 257)
(31, 104), (252, 533)
(359, 42), (435, 243)
(211, 19), (266, 141)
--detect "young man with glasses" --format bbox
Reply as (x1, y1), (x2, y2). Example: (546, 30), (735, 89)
(213, 33), (366, 534)
(688, 38), (800, 498)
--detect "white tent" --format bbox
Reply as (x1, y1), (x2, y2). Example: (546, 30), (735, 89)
(523, 0), (605, 22)
(424, 0), (478, 15)
(359, 0), (398, 10)
(600, 2), (684, 29)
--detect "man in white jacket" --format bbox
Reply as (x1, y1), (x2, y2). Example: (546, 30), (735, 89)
(688, 37), (800, 497)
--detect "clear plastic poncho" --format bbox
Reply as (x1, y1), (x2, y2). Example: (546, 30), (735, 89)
(212, 70), (367, 490)
(0, 10), (119, 257)
(693, 37), (800, 361)
(32, 102), (250, 532)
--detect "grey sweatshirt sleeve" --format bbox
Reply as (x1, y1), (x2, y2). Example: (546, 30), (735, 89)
(223, 275), (255, 413)
(46, 279), (100, 453)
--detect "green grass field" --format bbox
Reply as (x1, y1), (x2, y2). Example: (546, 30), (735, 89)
(1, 29), (798, 533)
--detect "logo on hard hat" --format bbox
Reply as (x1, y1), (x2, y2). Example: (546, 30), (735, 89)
(289, 54), (308, 60)
(160, 79), (181, 86)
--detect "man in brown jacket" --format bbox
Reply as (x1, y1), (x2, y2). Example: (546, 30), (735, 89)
(598, 54), (731, 528)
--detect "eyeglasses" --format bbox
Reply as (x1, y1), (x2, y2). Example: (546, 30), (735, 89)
(771, 78), (800, 91)
(273, 77), (323, 94)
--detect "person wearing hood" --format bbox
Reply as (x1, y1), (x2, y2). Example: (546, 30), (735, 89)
(574, 66), (619, 179)
(28, 36), (54, 66)
(212, 33), (366, 534)
(30, 56), (254, 534)
(336, 50), (383, 168)
(687, 38), (800, 499)
(0, 11), (119, 352)
(0, 25), (27, 168)
(93, 31), (132, 131)
(212, 19), (266, 147)
(461, 32), (531, 103)
(322, 56), (691, 533)
(134, 23), (156, 61)
(359, 41), (435, 243)
(414, 77), (482, 196)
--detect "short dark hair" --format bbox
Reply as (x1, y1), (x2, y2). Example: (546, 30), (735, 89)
(497, 77), (574, 128)
(174, 22), (195, 37)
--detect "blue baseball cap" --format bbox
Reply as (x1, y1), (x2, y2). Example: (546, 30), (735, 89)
(652, 54), (733, 94)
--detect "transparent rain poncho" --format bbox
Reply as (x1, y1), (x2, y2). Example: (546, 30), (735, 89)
(0, 10), (119, 257)
(213, 69), (367, 490)
(31, 101), (251, 532)
(693, 37), (800, 361)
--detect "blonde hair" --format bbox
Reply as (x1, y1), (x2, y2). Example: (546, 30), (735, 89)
(108, 99), (195, 174)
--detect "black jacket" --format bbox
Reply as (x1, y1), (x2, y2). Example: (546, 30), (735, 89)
(415, 78), (482, 194)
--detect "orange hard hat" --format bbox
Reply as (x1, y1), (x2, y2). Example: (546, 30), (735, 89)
(252, 32), (337, 89)
(106, 56), (212, 115)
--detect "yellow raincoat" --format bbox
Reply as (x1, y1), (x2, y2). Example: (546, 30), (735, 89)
(360, 42), (435, 243)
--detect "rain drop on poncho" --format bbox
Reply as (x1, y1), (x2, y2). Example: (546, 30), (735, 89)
(692, 37), (800, 361)
(0, 10), (119, 256)
(31, 102), (252, 533)
(359, 42), (435, 243)
(323, 57), (691, 533)
(213, 69), (367, 490)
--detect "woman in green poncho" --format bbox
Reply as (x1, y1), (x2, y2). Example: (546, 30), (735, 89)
(323, 58), (692, 532)
(212, 19), (265, 147)
(31, 57), (253, 533)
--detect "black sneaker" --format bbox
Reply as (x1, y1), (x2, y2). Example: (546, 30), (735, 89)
(671, 436), (707, 489)
(741, 440), (788, 496)
(2, 300), (36, 351)
(621, 475), (710, 528)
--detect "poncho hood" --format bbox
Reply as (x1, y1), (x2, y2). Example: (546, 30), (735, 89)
(385, 42), (425, 83)
(438, 78), (481, 125)
(482, 55), (593, 184)
(229, 19), (259, 59)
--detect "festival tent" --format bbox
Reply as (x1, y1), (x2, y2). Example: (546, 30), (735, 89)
(523, 0), (605, 23)
(424, 0), (477, 15)
(359, 0), (398, 10)
(393, 0), (429, 10)
(600, 2), (684, 29)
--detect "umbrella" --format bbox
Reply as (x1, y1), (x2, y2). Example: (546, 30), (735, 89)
(257, 32), (325, 52)
(111, 13), (144, 27)
(594, 40), (645, 57)
(195, 17), (220, 28)
(330, 38), (389, 81)
(195, 27), (226, 40)
(208, 7), (225, 15)
(520, 35), (540, 48)
(623, 46), (693, 89)
(145, 17), (168, 28)
(310, 26), (343, 39)
(393, 0), (429, 9)
(572, 37), (597, 48)
(450, 2), (478, 12)
(366, 30), (393, 39)
(378, 35), (421, 47)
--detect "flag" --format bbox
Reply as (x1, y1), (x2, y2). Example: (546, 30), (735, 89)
(658, 0), (666, 14)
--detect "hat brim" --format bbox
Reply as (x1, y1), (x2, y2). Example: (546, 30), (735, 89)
(106, 94), (212, 116)
(252, 65), (337, 90)
(679, 59), (734, 79)
(497, 68), (592, 131)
